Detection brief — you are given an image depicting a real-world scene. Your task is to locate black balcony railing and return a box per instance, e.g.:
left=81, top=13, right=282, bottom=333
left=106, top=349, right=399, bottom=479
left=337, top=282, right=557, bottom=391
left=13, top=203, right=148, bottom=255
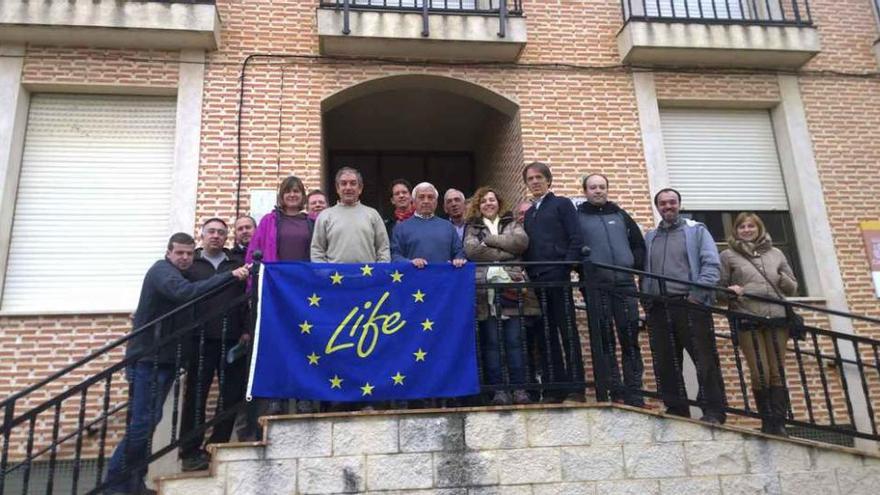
left=4, top=249, right=880, bottom=493
left=621, top=0, right=813, bottom=26
left=320, top=0, right=523, bottom=38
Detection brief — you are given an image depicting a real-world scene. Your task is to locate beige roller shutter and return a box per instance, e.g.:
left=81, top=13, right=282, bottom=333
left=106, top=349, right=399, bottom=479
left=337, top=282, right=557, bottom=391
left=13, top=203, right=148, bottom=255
left=660, top=108, right=789, bottom=211
left=1, top=94, right=177, bottom=314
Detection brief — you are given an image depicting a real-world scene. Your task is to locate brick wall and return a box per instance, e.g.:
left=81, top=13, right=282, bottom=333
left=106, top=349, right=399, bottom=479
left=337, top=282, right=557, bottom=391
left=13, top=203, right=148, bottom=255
left=475, top=109, right=526, bottom=206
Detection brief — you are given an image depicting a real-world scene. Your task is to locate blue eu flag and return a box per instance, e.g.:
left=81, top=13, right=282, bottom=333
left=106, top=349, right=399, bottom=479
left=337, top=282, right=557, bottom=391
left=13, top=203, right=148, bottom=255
left=247, top=262, right=478, bottom=401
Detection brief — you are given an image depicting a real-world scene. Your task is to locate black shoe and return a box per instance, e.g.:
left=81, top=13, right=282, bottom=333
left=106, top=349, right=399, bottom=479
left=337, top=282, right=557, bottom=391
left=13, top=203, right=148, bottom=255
left=106, top=487, right=157, bottom=495
left=181, top=450, right=210, bottom=472
left=699, top=415, right=722, bottom=425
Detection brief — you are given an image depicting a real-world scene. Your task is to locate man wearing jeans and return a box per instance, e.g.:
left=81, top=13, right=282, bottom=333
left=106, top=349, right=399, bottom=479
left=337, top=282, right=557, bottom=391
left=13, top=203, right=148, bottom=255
left=105, top=233, right=249, bottom=495
left=643, top=188, right=726, bottom=424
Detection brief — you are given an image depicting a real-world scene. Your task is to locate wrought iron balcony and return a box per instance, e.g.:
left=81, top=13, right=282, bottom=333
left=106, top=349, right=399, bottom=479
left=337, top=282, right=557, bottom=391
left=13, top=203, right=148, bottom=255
left=616, top=0, right=820, bottom=68
left=317, top=0, right=527, bottom=61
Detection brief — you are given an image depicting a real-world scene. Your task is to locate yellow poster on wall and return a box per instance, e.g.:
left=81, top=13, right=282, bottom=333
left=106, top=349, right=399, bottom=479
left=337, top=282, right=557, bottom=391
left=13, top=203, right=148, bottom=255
left=860, top=221, right=880, bottom=298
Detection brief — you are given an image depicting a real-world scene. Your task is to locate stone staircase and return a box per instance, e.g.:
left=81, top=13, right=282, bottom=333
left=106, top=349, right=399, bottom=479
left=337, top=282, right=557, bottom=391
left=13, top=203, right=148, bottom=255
left=159, top=404, right=880, bottom=495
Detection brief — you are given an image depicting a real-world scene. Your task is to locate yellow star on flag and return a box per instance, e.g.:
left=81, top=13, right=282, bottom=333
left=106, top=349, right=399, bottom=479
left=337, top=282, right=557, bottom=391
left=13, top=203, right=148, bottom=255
left=330, top=271, right=344, bottom=285
left=391, top=372, right=406, bottom=385
left=329, top=375, right=343, bottom=389
left=361, top=382, right=375, bottom=396
left=412, top=289, right=425, bottom=303
left=308, top=293, right=321, bottom=307
left=414, top=348, right=427, bottom=362
left=299, top=321, right=313, bottom=334
left=421, top=319, right=434, bottom=331
left=361, top=264, right=374, bottom=276
left=391, top=270, right=404, bottom=283
left=307, top=352, right=320, bottom=365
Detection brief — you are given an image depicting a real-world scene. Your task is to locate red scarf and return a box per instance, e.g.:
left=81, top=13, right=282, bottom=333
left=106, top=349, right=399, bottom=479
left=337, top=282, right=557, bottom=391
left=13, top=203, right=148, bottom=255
left=394, top=205, right=415, bottom=222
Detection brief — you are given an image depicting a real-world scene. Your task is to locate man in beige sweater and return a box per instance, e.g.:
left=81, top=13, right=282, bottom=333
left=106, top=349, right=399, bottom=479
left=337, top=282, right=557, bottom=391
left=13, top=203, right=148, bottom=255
left=311, top=167, right=390, bottom=263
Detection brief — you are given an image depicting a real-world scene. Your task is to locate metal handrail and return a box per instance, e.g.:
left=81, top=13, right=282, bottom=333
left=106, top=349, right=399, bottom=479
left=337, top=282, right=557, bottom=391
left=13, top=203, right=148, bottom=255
left=321, top=0, right=524, bottom=38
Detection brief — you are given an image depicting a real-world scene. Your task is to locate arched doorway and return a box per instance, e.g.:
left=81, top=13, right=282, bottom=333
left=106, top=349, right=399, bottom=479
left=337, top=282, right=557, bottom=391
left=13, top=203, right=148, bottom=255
left=322, top=75, right=524, bottom=217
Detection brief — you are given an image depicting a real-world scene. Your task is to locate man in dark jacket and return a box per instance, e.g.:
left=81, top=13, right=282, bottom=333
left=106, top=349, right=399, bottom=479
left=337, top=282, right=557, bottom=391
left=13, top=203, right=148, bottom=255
left=179, top=218, right=249, bottom=471
left=522, top=162, right=585, bottom=402
left=231, top=215, right=256, bottom=257
left=105, top=233, right=249, bottom=495
left=577, top=173, right=646, bottom=406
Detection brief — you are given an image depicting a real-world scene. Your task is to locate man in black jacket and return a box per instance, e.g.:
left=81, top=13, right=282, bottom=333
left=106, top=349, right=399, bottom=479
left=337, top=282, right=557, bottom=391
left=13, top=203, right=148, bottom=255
left=231, top=216, right=256, bottom=257
left=179, top=218, right=250, bottom=471
left=522, top=162, right=585, bottom=402
left=577, top=173, right=646, bottom=406
left=105, top=233, right=249, bottom=495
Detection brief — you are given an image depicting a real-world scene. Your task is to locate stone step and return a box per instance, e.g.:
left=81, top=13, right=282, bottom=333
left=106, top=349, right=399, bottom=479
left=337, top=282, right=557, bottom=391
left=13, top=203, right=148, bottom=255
left=158, top=404, right=880, bottom=495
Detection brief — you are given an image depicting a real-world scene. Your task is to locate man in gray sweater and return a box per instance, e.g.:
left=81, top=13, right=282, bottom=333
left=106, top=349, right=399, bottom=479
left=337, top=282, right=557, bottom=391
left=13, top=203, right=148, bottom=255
left=643, top=188, right=726, bottom=425
left=310, top=167, right=390, bottom=263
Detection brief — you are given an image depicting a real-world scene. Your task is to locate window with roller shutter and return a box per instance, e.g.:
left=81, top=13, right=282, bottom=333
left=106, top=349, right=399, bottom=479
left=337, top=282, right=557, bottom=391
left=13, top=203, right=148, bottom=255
left=659, top=107, right=805, bottom=293
left=0, top=94, right=177, bottom=314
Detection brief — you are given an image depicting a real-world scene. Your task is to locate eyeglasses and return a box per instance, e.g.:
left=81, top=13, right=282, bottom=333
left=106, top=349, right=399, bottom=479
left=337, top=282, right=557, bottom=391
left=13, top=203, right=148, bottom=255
left=205, top=228, right=228, bottom=236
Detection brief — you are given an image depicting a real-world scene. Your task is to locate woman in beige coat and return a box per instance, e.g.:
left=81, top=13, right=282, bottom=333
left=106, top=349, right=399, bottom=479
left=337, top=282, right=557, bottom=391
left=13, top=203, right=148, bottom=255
left=464, top=186, right=535, bottom=405
left=720, top=212, right=798, bottom=436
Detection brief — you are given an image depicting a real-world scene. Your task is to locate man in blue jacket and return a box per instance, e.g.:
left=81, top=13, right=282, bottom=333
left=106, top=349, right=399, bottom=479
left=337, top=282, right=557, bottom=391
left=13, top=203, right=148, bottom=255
left=522, top=162, right=585, bottom=402
left=105, top=233, right=249, bottom=495
left=643, top=188, right=726, bottom=424
left=577, top=173, right=646, bottom=407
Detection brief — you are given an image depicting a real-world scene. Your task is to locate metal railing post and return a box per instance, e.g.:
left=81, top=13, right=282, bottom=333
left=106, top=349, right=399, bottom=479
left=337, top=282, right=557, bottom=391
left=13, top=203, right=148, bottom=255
left=422, top=0, right=430, bottom=37
left=498, top=0, right=508, bottom=38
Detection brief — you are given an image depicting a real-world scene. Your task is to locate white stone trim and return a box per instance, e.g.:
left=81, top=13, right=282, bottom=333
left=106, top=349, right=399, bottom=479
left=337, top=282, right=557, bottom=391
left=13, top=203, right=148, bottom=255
left=0, top=44, right=27, bottom=306
left=169, top=49, right=205, bottom=234
left=632, top=72, right=667, bottom=226
left=773, top=74, right=874, bottom=449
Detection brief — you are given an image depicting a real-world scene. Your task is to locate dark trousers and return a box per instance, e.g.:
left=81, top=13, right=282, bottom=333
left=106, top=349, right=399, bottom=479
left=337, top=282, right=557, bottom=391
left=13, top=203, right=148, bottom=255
left=591, top=285, right=645, bottom=405
left=180, top=339, right=248, bottom=458
left=106, top=362, right=175, bottom=493
left=647, top=299, right=726, bottom=421
left=533, top=270, right=584, bottom=395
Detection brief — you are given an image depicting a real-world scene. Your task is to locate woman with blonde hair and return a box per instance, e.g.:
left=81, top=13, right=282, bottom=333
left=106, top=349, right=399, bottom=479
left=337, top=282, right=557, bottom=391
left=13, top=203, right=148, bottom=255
left=463, top=186, right=534, bottom=405
left=720, top=212, right=798, bottom=436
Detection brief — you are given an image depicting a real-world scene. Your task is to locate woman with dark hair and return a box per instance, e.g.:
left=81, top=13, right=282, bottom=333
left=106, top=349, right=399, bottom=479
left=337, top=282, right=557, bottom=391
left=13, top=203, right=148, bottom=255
left=463, top=186, right=535, bottom=405
left=246, top=175, right=313, bottom=264
left=243, top=175, right=315, bottom=422
left=720, top=212, right=798, bottom=436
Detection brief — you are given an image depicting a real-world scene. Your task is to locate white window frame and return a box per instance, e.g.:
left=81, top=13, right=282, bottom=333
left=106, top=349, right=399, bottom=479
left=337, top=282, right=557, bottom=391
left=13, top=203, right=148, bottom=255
left=0, top=49, right=205, bottom=315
